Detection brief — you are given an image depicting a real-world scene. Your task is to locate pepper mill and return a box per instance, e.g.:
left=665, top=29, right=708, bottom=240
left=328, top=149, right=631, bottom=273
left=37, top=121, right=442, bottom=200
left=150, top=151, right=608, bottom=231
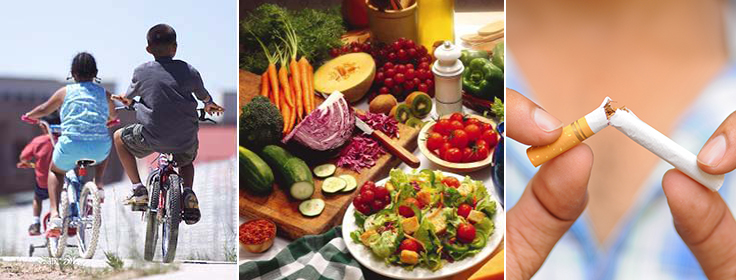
left=432, top=41, right=464, bottom=116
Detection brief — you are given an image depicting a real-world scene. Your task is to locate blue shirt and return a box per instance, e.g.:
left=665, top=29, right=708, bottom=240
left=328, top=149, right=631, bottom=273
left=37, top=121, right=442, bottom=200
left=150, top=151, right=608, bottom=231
left=61, top=82, right=110, bottom=141
left=506, top=51, right=736, bottom=279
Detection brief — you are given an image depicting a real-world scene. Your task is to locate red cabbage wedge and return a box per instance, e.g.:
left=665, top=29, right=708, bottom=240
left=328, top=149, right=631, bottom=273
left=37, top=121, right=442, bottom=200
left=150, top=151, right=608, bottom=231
left=283, top=91, right=355, bottom=151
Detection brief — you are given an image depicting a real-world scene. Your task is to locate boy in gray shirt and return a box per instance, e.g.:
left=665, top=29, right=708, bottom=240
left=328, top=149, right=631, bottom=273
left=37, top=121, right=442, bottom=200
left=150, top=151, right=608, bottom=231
left=113, top=24, right=223, bottom=225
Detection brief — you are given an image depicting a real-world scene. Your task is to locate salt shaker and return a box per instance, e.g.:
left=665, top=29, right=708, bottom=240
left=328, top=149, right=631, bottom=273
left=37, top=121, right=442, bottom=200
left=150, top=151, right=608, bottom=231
left=432, top=41, right=464, bottom=116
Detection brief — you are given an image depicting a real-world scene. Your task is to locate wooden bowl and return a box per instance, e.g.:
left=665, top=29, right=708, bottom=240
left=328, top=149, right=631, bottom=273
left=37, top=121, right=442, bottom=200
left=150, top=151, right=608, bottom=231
left=239, top=219, right=277, bottom=254
left=418, top=114, right=496, bottom=173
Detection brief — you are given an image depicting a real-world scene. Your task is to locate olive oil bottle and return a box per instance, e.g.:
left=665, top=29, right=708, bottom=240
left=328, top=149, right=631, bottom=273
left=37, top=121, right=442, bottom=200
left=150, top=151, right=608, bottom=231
left=417, top=0, right=455, bottom=50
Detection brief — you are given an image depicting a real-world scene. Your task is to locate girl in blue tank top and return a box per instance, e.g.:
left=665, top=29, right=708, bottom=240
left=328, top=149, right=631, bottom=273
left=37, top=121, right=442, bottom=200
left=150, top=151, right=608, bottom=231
left=24, top=52, right=117, bottom=237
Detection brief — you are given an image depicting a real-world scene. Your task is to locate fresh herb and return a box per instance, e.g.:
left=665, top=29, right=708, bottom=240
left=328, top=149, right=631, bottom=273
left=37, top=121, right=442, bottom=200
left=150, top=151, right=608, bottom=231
left=240, top=4, right=345, bottom=73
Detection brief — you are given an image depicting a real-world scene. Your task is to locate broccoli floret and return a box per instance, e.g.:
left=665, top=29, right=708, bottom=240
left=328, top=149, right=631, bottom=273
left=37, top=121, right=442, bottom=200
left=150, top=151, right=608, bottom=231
left=240, top=96, right=284, bottom=148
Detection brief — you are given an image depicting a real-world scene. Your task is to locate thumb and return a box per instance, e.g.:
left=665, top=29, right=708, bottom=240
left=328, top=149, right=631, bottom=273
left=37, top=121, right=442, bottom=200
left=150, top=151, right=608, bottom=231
left=663, top=169, right=736, bottom=279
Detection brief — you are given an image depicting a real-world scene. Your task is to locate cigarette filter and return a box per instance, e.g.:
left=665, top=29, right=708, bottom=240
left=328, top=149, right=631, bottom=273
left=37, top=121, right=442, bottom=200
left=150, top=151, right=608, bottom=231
left=527, top=97, right=612, bottom=167
left=609, top=109, right=724, bottom=191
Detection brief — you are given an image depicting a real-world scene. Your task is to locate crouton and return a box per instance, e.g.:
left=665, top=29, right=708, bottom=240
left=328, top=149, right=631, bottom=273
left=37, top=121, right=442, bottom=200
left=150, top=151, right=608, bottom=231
left=402, top=216, right=419, bottom=235
left=400, top=250, right=419, bottom=264
left=427, top=209, right=446, bottom=234
left=467, top=210, right=486, bottom=224
left=458, top=183, right=475, bottom=197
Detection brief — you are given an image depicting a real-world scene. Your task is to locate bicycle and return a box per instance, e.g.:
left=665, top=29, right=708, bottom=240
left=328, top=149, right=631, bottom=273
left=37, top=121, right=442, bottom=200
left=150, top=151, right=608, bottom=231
left=21, top=117, right=103, bottom=259
left=115, top=96, right=216, bottom=263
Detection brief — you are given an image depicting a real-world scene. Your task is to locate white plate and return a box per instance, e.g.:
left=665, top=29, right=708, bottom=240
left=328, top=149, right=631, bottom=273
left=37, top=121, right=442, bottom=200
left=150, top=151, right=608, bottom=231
left=342, top=172, right=505, bottom=280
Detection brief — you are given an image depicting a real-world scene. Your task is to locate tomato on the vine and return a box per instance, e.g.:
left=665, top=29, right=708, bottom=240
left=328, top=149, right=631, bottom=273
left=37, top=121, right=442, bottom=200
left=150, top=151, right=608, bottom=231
left=439, top=142, right=452, bottom=159
left=444, top=148, right=463, bottom=163
left=464, top=124, right=482, bottom=140
left=465, top=118, right=481, bottom=127
left=450, top=113, right=464, bottom=123
left=449, top=120, right=465, bottom=131
left=426, top=132, right=444, bottom=150
left=434, top=119, right=452, bottom=136
left=462, top=147, right=475, bottom=163
left=480, top=130, right=499, bottom=148
left=450, top=130, right=469, bottom=149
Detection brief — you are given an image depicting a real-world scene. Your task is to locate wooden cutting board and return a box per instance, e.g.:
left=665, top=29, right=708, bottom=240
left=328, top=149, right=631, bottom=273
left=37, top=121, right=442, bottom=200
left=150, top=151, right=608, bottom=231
left=239, top=70, right=420, bottom=240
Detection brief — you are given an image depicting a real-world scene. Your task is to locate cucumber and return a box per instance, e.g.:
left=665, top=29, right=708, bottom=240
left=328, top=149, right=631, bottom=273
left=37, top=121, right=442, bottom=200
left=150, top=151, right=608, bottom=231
left=339, top=175, right=358, bottom=192
left=313, top=164, right=336, bottom=178
left=299, top=199, right=325, bottom=217
left=321, top=177, right=347, bottom=194
left=260, top=145, right=314, bottom=200
left=239, top=146, right=274, bottom=195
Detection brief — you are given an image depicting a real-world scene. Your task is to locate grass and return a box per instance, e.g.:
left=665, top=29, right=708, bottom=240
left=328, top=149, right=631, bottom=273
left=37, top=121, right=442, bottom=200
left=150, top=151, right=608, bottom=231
left=40, top=254, right=77, bottom=272
left=224, top=245, right=237, bottom=262
left=104, top=251, right=124, bottom=270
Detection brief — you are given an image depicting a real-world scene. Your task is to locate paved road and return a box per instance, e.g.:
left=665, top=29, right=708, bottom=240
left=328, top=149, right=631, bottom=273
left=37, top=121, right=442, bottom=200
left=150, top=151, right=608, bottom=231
left=0, top=157, right=238, bottom=263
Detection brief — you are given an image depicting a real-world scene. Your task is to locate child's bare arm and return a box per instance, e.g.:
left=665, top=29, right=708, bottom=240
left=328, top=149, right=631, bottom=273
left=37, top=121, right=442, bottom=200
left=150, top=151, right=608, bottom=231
left=106, top=90, right=118, bottom=120
left=25, top=87, right=66, bottom=120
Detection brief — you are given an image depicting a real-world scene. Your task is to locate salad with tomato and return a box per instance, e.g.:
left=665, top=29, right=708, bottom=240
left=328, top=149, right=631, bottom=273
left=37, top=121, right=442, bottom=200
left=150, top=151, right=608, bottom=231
left=349, top=169, right=497, bottom=271
left=426, top=113, right=499, bottom=163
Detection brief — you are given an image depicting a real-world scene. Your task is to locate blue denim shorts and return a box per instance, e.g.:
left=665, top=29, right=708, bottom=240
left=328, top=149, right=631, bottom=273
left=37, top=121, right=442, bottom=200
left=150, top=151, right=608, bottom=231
left=52, top=135, right=111, bottom=171
left=34, top=184, right=49, bottom=200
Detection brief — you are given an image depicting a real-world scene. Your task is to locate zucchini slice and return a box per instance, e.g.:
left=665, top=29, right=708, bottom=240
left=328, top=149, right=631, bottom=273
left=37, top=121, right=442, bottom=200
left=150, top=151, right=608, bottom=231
left=321, top=177, right=347, bottom=194
left=299, top=199, right=325, bottom=217
left=314, top=164, right=337, bottom=178
left=339, top=175, right=358, bottom=192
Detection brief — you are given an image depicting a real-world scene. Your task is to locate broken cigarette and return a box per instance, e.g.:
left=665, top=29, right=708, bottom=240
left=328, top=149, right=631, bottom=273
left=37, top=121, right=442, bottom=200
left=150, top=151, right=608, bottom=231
left=609, top=109, right=724, bottom=191
left=527, top=97, right=612, bottom=167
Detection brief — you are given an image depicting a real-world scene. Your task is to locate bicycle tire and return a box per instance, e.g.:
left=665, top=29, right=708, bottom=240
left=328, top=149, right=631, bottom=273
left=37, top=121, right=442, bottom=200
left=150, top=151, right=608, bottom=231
left=143, top=172, right=161, bottom=261
left=48, top=189, right=69, bottom=258
left=77, top=182, right=101, bottom=259
left=161, top=174, right=182, bottom=263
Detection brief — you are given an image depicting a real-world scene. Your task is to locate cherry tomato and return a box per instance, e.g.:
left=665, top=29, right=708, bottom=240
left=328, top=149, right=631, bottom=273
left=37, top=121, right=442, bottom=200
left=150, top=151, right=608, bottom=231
left=398, top=205, right=415, bottom=217
left=457, top=223, right=477, bottom=243
left=362, top=181, right=376, bottom=193
left=372, top=199, right=387, bottom=211
left=439, top=142, right=452, bottom=159
left=355, top=202, right=371, bottom=215
left=362, top=190, right=375, bottom=202
left=443, top=148, right=463, bottom=163
left=462, top=147, right=475, bottom=163
left=457, top=203, right=472, bottom=219
left=465, top=118, right=481, bottom=127
left=464, top=124, right=482, bottom=141
left=450, top=120, right=465, bottom=132
left=450, top=130, right=469, bottom=149
left=450, top=113, right=464, bottom=123
left=442, top=176, right=461, bottom=188
left=434, top=119, right=453, bottom=136
left=480, top=130, right=499, bottom=148
left=426, top=132, right=445, bottom=151
left=374, top=186, right=389, bottom=200
left=399, top=239, right=421, bottom=252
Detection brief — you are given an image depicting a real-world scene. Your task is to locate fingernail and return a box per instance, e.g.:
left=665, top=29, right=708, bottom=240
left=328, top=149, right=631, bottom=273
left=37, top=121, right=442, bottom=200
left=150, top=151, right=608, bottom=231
left=698, top=134, right=727, bottom=167
left=533, top=107, right=563, bottom=132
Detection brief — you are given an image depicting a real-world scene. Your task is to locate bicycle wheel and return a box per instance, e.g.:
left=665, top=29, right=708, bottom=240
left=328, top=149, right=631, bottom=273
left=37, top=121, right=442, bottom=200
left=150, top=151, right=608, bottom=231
left=161, top=174, right=181, bottom=263
left=143, top=171, right=161, bottom=261
left=48, top=189, right=69, bottom=258
left=77, top=182, right=101, bottom=259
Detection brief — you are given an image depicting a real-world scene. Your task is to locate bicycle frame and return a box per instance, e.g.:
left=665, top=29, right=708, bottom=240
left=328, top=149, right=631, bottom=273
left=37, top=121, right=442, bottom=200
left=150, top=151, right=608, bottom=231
left=152, top=154, right=179, bottom=221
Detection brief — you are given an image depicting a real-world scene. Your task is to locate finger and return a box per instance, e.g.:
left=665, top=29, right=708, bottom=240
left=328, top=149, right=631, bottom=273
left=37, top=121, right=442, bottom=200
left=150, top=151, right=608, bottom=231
left=506, top=88, right=563, bottom=146
left=698, top=111, right=736, bottom=174
left=507, top=144, right=593, bottom=280
left=662, top=169, right=736, bottom=279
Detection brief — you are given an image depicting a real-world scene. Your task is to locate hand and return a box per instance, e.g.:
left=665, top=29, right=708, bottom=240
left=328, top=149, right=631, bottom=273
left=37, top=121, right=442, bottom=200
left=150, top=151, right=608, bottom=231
left=111, top=95, right=132, bottom=106
left=204, top=102, right=224, bottom=116
left=505, top=89, right=594, bottom=280
left=21, top=114, right=39, bottom=124
left=106, top=118, right=121, bottom=128
left=661, top=111, right=736, bottom=279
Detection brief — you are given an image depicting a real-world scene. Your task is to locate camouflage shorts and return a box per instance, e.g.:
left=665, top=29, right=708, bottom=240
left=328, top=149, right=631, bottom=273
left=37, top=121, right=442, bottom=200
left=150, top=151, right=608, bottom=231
left=119, top=124, right=197, bottom=166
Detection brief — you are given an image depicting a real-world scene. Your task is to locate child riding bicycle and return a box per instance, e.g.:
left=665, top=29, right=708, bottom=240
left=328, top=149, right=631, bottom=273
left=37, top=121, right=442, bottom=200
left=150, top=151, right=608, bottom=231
left=23, top=52, right=117, bottom=237
left=112, top=23, right=224, bottom=225
left=18, top=113, right=60, bottom=236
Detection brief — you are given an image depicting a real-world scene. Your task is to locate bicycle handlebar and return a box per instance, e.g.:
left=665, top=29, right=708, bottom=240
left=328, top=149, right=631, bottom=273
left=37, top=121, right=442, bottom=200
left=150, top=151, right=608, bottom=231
left=116, top=96, right=217, bottom=124
left=21, top=115, right=39, bottom=125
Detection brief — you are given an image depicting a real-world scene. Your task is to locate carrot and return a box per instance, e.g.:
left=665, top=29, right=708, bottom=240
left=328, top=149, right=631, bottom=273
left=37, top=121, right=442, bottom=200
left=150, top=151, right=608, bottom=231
left=307, top=62, right=315, bottom=112
left=260, top=73, right=269, bottom=97
left=281, top=88, right=290, bottom=134
left=276, top=47, right=294, bottom=107
left=251, top=32, right=280, bottom=106
left=289, top=74, right=303, bottom=120
left=288, top=96, right=297, bottom=132
left=298, top=57, right=311, bottom=114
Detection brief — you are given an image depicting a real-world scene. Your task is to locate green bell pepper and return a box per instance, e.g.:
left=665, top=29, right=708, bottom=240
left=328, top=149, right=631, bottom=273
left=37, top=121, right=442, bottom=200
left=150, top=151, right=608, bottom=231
left=462, top=57, right=503, bottom=100
left=459, top=50, right=489, bottom=67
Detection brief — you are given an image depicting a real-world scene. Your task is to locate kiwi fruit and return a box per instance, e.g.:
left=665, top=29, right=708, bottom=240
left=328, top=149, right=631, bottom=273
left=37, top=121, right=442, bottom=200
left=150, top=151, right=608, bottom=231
left=391, top=104, right=412, bottom=124
left=369, top=94, right=398, bottom=115
left=405, top=91, right=433, bottom=118
left=405, top=117, right=425, bottom=129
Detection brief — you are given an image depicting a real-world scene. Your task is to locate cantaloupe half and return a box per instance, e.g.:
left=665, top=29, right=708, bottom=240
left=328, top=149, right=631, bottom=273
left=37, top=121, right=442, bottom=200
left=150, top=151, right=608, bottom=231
left=314, top=52, right=376, bottom=103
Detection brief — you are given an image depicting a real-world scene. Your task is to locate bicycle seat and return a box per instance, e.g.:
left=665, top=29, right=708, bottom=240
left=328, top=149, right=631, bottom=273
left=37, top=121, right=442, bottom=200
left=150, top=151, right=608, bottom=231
left=76, top=159, right=96, bottom=166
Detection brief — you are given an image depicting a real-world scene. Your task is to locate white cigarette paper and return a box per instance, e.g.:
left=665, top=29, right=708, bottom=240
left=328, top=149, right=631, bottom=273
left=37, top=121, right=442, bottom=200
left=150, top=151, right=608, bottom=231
left=609, top=109, right=724, bottom=191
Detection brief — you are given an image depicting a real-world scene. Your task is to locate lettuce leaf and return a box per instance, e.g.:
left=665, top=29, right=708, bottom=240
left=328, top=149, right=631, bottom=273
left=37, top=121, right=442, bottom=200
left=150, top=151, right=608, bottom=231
left=369, top=230, right=400, bottom=258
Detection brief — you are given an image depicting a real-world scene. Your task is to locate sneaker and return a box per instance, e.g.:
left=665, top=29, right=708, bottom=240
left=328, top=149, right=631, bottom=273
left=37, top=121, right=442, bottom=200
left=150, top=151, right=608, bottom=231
left=123, top=185, right=148, bottom=211
left=46, top=217, right=62, bottom=238
left=182, top=189, right=201, bottom=225
left=28, top=223, right=41, bottom=236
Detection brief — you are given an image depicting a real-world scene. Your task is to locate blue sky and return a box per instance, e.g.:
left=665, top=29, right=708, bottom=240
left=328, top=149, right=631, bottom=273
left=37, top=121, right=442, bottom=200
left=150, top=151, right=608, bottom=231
left=0, top=0, right=237, bottom=97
